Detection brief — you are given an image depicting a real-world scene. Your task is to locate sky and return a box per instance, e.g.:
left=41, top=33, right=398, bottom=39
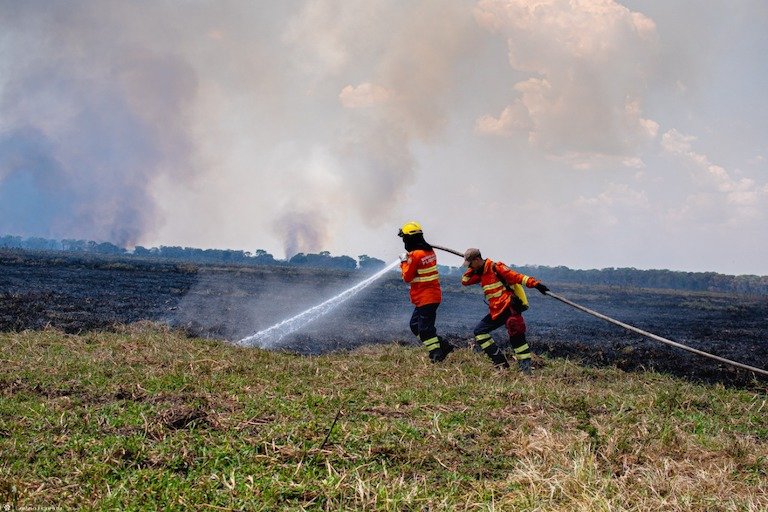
left=1, top=0, right=767, bottom=276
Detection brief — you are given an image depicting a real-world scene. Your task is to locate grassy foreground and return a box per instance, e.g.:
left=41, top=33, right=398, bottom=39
left=0, top=323, right=766, bottom=511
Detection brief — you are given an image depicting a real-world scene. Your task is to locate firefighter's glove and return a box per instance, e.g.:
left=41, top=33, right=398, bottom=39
left=399, top=252, right=408, bottom=263
left=535, top=283, right=550, bottom=294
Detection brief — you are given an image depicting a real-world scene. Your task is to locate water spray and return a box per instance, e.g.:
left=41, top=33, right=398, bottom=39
left=237, top=259, right=400, bottom=349
left=431, top=244, right=768, bottom=378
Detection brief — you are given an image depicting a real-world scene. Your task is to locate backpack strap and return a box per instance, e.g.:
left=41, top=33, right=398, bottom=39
left=491, top=263, right=511, bottom=291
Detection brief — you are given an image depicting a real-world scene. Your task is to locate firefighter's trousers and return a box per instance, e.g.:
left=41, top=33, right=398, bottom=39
left=472, top=307, right=532, bottom=364
left=409, top=302, right=440, bottom=350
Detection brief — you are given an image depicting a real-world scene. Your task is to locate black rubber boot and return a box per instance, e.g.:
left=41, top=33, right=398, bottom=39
left=484, top=344, right=510, bottom=369
left=428, top=347, right=447, bottom=363
left=518, top=358, right=532, bottom=375
left=439, top=337, right=454, bottom=358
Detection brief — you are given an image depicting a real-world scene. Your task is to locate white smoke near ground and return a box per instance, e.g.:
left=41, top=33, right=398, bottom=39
left=237, top=259, right=400, bottom=348
left=276, top=210, right=332, bottom=260
left=172, top=261, right=408, bottom=350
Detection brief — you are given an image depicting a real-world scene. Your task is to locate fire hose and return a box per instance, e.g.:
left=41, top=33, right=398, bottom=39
left=430, top=244, right=768, bottom=378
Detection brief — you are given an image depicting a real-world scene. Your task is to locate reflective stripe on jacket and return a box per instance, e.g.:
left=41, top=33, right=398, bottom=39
left=461, top=259, right=540, bottom=319
left=401, top=249, right=442, bottom=306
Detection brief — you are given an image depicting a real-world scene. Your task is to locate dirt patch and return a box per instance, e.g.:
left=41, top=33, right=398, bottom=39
left=159, top=403, right=215, bottom=430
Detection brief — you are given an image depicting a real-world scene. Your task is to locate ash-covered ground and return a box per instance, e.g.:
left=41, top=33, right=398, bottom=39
left=1, top=251, right=766, bottom=388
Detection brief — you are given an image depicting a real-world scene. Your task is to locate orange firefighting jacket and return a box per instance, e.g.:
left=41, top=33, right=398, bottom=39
left=401, top=249, right=442, bottom=306
left=461, top=259, right=540, bottom=319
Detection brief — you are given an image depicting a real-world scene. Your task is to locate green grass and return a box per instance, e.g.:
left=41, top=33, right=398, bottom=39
left=1, top=323, right=766, bottom=511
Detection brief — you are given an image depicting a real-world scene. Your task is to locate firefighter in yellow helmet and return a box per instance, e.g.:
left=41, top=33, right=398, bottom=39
left=397, top=221, right=454, bottom=362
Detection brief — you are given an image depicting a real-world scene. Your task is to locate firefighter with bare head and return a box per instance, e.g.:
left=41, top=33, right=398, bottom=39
left=461, top=248, right=549, bottom=373
left=398, top=222, right=454, bottom=363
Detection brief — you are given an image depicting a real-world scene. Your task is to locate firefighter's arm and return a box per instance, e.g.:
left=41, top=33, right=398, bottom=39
left=510, top=268, right=549, bottom=293
left=400, top=252, right=418, bottom=283
left=461, top=268, right=480, bottom=286
left=498, top=263, right=540, bottom=288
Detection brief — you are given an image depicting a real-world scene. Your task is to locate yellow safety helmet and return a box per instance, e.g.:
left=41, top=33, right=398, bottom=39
left=397, top=221, right=423, bottom=237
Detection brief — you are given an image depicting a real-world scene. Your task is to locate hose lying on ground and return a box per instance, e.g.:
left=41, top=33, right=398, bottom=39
left=430, top=244, right=768, bottom=378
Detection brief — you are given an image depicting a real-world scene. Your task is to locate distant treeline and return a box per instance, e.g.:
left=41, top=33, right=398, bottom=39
left=511, top=265, right=768, bottom=296
left=2, top=234, right=767, bottom=295
left=0, top=235, right=385, bottom=272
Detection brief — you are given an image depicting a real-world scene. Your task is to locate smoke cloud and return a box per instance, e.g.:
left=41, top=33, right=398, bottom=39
left=0, top=2, right=199, bottom=245
left=0, top=0, right=476, bottom=256
left=1, top=1, right=766, bottom=274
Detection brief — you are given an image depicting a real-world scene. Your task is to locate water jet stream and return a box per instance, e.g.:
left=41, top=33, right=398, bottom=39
left=237, top=259, right=400, bottom=349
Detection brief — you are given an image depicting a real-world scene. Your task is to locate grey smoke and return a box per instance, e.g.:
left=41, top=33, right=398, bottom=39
left=0, top=2, right=198, bottom=245
left=0, top=0, right=474, bottom=255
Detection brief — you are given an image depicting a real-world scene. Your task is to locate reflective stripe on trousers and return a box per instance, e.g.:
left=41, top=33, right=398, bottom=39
left=475, top=332, right=495, bottom=350
left=422, top=336, right=440, bottom=351
left=511, top=335, right=531, bottom=360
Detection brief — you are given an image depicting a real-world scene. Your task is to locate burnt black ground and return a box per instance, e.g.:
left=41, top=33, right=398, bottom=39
left=1, top=250, right=767, bottom=389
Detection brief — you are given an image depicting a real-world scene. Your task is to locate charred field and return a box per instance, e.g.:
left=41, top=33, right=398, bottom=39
left=1, top=250, right=767, bottom=389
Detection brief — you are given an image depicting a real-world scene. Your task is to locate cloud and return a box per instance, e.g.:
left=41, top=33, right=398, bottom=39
left=572, top=182, right=651, bottom=228
left=475, top=88, right=534, bottom=136
left=662, top=129, right=766, bottom=224
left=473, top=0, right=660, bottom=167
left=339, top=83, right=393, bottom=108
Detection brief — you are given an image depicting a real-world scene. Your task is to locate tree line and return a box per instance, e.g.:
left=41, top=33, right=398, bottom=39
left=2, top=234, right=767, bottom=295
left=0, top=235, right=385, bottom=271
left=512, top=265, right=768, bottom=296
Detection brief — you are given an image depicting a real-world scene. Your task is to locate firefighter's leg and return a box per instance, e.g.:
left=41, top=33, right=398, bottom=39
left=421, top=303, right=453, bottom=359
left=417, top=303, right=445, bottom=362
left=506, top=312, right=532, bottom=374
left=473, top=313, right=509, bottom=369
left=409, top=308, right=420, bottom=337
left=409, top=308, right=424, bottom=349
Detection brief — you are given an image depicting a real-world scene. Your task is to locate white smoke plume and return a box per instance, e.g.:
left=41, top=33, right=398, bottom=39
left=0, top=0, right=476, bottom=256
left=1, top=1, right=766, bottom=274
left=0, top=2, right=200, bottom=245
